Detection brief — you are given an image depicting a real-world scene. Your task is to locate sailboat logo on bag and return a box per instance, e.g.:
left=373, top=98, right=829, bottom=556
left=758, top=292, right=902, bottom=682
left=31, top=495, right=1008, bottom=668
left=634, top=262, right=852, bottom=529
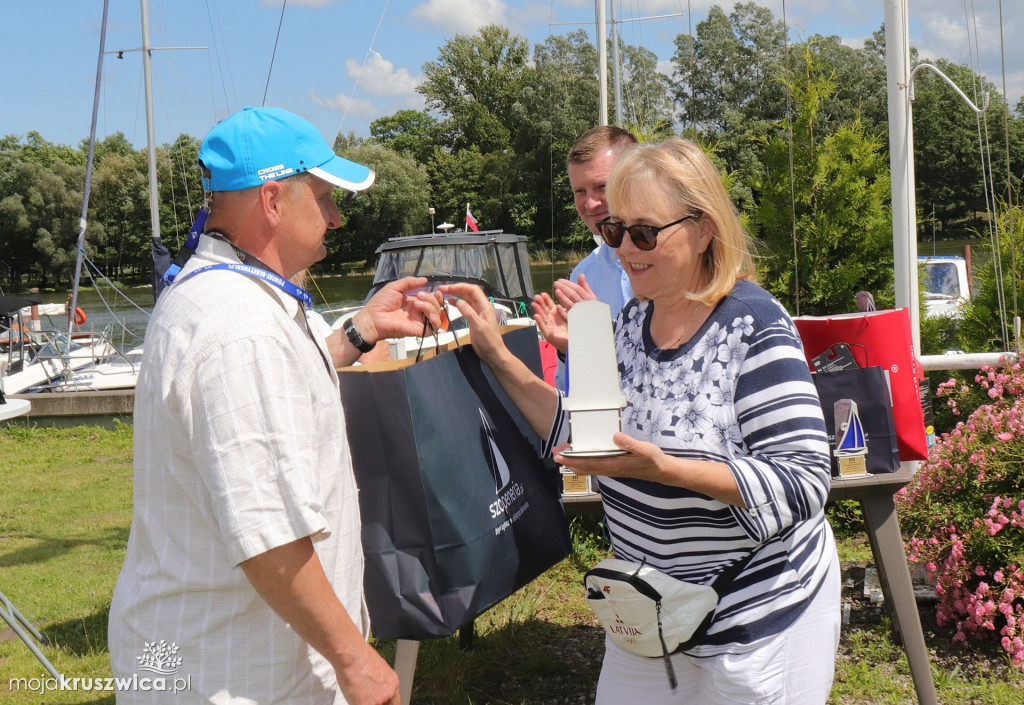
left=481, top=409, right=526, bottom=523
left=480, top=409, right=511, bottom=492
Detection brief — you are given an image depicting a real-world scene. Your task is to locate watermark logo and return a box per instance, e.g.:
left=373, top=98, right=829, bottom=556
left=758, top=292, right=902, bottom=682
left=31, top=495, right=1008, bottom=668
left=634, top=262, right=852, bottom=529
left=137, top=640, right=183, bottom=675
left=9, top=673, right=191, bottom=695
left=9, top=639, right=190, bottom=695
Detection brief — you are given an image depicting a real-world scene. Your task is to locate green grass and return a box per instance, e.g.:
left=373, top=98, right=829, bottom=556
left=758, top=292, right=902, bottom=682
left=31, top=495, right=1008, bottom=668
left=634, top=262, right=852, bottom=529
left=2, top=423, right=1023, bottom=704
left=0, top=422, right=132, bottom=704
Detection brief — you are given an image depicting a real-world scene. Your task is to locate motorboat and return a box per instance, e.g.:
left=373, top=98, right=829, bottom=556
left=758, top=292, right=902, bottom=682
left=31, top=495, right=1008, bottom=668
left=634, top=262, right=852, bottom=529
left=363, top=230, right=536, bottom=318
left=321, top=230, right=543, bottom=359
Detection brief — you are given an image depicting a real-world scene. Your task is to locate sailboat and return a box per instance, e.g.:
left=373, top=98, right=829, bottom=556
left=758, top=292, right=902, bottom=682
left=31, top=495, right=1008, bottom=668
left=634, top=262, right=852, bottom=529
left=10, top=0, right=191, bottom=394
left=0, top=296, right=124, bottom=395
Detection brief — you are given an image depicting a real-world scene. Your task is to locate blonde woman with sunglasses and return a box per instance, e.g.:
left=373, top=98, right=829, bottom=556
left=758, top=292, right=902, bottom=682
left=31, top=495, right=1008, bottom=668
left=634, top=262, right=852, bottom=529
left=442, top=138, right=839, bottom=705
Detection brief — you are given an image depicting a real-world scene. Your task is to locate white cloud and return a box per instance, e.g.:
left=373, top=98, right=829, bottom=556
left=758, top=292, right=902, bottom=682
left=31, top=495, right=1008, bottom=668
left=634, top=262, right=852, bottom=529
left=346, top=54, right=421, bottom=98
left=410, top=0, right=511, bottom=35
left=310, top=91, right=380, bottom=121
left=309, top=84, right=425, bottom=132
left=840, top=36, right=871, bottom=50
left=924, top=16, right=969, bottom=49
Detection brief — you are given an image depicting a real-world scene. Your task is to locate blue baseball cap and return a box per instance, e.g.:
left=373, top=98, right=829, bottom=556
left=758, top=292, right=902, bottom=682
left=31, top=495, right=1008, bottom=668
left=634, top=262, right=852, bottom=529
left=198, top=106, right=375, bottom=193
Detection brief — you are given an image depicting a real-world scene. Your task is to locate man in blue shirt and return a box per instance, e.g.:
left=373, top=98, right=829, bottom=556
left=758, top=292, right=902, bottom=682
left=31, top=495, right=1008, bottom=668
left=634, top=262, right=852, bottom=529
left=534, top=126, right=637, bottom=389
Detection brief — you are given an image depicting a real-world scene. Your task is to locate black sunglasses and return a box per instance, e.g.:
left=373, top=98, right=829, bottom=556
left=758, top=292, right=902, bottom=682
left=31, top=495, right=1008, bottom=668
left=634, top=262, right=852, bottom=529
left=596, top=213, right=702, bottom=251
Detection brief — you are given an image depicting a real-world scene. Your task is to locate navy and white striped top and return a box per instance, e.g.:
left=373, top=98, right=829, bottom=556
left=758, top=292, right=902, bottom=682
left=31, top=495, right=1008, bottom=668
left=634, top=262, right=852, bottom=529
left=547, top=279, right=835, bottom=656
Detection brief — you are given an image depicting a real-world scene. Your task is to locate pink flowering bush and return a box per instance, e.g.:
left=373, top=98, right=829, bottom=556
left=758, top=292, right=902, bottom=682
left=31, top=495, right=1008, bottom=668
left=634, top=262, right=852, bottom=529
left=896, top=361, right=1024, bottom=669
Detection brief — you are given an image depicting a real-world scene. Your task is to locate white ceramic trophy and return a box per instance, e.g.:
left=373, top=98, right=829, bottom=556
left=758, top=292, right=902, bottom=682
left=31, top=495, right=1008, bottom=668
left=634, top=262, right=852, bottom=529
left=560, top=300, right=628, bottom=457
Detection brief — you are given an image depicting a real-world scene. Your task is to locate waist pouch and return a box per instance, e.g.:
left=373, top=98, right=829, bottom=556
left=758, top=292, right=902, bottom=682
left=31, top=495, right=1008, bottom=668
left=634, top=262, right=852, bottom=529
left=585, top=554, right=755, bottom=689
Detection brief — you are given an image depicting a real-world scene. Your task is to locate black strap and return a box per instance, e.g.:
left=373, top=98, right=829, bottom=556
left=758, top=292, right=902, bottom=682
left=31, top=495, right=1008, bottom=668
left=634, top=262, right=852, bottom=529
left=413, top=318, right=444, bottom=363
left=674, top=548, right=760, bottom=652
left=656, top=600, right=679, bottom=690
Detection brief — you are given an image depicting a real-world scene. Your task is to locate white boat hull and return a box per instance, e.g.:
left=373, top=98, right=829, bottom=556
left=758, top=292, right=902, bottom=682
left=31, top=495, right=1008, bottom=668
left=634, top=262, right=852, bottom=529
left=0, top=398, right=31, bottom=421
left=25, top=349, right=143, bottom=393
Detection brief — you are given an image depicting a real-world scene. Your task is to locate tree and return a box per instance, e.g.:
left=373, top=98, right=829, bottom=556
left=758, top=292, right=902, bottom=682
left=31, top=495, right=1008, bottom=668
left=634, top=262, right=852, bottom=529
left=23, top=159, right=86, bottom=288
left=17, top=131, right=83, bottom=169
left=792, top=33, right=888, bottom=137
left=369, top=110, right=442, bottom=165
left=671, top=3, right=787, bottom=136
left=329, top=141, right=431, bottom=269
left=157, top=134, right=204, bottom=256
left=670, top=2, right=788, bottom=177
left=749, top=49, right=893, bottom=316
left=0, top=192, right=33, bottom=288
left=0, top=134, right=85, bottom=288
left=427, top=147, right=486, bottom=234
left=90, top=150, right=149, bottom=282
left=418, top=24, right=533, bottom=154
left=617, top=42, right=674, bottom=137
left=513, top=30, right=602, bottom=254
left=87, top=131, right=137, bottom=161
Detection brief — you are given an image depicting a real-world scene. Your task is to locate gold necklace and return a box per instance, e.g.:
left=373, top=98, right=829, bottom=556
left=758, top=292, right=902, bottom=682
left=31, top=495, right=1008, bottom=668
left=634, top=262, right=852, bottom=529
left=664, top=299, right=702, bottom=349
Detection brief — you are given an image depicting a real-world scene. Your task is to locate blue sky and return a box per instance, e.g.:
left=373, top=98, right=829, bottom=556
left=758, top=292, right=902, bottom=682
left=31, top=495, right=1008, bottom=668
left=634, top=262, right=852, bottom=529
left=4, top=0, right=1020, bottom=149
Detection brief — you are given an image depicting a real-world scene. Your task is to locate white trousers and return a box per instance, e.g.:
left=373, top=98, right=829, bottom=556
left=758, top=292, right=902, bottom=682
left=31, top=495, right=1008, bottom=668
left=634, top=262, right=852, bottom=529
left=594, top=548, right=841, bottom=705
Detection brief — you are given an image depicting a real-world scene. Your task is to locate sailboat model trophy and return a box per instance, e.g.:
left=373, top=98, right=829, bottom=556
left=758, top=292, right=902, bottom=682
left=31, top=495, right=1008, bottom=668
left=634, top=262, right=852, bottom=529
left=833, top=399, right=870, bottom=478
left=559, top=301, right=627, bottom=493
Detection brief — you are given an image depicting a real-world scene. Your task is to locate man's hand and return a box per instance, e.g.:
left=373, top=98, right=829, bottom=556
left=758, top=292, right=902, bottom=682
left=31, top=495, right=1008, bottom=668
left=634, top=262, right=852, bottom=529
left=531, top=274, right=598, bottom=354
left=531, top=293, right=568, bottom=353
left=552, top=273, right=597, bottom=311
left=241, top=539, right=400, bottom=704
left=354, top=276, right=444, bottom=345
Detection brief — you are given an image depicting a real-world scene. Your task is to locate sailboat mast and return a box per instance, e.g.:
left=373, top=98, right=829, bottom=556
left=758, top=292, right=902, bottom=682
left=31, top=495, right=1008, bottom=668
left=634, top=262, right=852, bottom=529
left=610, top=0, right=622, bottom=126
left=68, top=0, right=111, bottom=345
left=595, top=0, right=608, bottom=126
left=140, top=0, right=161, bottom=246
left=884, top=0, right=920, bottom=351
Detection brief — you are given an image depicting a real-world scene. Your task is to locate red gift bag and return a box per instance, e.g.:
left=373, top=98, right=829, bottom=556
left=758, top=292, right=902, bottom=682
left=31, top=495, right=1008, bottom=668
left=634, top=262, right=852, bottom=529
left=794, top=309, right=928, bottom=461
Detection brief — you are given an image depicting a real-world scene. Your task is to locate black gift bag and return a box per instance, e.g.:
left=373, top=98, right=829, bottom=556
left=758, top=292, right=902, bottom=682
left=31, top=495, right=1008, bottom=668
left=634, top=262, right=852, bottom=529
left=813, top=366, right=901, bottom=475
left=338, top=327, right=571, bottom=640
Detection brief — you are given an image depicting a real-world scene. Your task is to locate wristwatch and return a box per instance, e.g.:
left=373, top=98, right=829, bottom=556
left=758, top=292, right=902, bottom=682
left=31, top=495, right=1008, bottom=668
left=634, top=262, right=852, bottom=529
left=343, top=317, right=376, bottom=354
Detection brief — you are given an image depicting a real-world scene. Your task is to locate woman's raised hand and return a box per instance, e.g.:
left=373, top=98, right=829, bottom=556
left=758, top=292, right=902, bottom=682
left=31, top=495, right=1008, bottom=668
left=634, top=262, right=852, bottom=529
left=438, top=283, right=508, bottom=365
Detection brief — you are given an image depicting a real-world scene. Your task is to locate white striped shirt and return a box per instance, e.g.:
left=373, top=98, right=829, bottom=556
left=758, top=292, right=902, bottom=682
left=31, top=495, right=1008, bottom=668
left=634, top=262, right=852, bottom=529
left=109, top=237, right=366, bottom=703
left=549, top=279, right=836, bottom=656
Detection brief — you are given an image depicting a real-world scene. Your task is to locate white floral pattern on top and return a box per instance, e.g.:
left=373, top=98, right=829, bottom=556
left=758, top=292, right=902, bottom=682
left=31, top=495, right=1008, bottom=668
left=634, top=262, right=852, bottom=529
left=616, top=299, right=779, bottom=459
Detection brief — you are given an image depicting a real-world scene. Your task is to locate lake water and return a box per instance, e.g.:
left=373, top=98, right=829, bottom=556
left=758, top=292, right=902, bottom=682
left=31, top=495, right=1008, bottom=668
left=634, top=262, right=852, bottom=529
left=31, top=263, right=574, bottom=352
left=31, top=237, right=986, bottom=352
left=29, top=234, right=987, bottom=353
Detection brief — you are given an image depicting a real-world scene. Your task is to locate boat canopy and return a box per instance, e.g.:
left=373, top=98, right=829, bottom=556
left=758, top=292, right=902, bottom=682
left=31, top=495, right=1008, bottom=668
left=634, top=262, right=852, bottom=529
left=367, top=231, right=535, bottom=316
left=0, top=296, right=42, bottom=316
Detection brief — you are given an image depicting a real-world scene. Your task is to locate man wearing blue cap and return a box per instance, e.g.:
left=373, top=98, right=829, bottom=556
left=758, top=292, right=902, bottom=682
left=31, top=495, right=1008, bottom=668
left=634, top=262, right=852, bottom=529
left=109, top=106, right=440, bottom=704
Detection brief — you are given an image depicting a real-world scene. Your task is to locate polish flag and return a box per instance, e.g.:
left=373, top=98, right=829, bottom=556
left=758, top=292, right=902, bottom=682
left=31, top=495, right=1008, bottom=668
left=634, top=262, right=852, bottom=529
left=466, top=203, right=480, bottom=232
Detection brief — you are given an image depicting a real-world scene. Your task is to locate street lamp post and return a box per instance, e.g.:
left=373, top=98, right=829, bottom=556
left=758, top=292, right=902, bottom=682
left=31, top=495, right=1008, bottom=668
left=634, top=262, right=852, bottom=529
left=429, top=207, right=436, bottom=234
